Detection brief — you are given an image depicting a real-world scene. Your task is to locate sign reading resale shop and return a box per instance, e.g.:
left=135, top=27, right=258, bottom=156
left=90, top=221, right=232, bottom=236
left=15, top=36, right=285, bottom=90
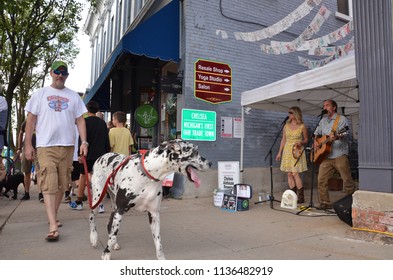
left=194, top=59, right=232, bottom=104
left=181, top=109, right=216, bottom=141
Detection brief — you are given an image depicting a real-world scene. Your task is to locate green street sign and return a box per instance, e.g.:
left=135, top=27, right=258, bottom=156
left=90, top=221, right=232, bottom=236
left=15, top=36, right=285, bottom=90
left=181, top=109, right=216, bottom=141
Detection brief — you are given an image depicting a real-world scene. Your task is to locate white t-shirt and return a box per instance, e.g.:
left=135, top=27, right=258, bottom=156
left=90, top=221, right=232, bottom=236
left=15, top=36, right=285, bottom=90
left=25, top=86, right=87, bottom=147
left=73, top=126, right=79, bottom=161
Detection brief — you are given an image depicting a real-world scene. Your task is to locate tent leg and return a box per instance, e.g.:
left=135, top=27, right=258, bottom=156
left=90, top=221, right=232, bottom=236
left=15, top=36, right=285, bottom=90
left=240, top=107, right=244, bottom=182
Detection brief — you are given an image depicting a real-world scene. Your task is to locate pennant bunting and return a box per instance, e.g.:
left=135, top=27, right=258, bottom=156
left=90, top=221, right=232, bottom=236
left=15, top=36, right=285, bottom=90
left=298, top=40, right=355, bottom=69
left=233, top=0, right=321, bottom=42
left=216, top=29, right=229, bottom=39
left=309, top=36, right=354, bottom=56
left=297, top=21, right=353, bottom=51
left=261, top=5, right=331, bottom=54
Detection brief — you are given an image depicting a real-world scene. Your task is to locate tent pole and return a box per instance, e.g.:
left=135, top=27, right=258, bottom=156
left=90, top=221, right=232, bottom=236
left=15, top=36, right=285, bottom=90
left=240, top=106, right=244, bottom=182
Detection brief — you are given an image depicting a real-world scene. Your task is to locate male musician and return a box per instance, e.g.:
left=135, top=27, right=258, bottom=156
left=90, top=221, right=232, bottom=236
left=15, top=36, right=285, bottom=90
left=314, top=99, right=355, bottom=210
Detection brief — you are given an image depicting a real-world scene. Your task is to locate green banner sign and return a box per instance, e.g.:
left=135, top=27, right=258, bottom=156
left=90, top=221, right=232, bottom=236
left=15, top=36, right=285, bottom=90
left=181, top=109, right=216, bottom=141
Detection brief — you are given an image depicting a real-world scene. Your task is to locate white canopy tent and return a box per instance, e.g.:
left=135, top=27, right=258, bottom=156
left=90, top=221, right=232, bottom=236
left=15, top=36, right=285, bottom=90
left=240, top=54, right=358, bottom=177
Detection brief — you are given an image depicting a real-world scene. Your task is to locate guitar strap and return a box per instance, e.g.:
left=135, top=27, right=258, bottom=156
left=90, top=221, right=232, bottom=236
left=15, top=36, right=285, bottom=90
left=331, top=114, right=341, bottom=134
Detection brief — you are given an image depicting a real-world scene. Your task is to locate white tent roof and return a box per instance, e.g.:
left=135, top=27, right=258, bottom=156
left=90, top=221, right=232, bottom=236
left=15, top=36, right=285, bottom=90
left=241, top=54, right=359, bottom=116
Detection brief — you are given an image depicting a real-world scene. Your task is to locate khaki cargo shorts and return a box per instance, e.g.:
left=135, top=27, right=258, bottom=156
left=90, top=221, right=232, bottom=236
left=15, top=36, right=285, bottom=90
left=36, top=146, right=74, bottom=194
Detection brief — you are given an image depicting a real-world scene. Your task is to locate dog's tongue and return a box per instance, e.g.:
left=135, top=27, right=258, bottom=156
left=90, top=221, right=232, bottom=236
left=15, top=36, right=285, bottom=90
left=187, top=166, right=201, bottom=188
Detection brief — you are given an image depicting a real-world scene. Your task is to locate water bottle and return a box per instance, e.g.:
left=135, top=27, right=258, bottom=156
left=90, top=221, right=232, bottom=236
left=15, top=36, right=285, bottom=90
left=258, top=193, right=263, bottom=203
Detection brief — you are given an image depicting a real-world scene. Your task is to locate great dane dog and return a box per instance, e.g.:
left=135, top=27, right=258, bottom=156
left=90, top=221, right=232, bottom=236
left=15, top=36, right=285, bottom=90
left=89, top=139, right=211, bottom=260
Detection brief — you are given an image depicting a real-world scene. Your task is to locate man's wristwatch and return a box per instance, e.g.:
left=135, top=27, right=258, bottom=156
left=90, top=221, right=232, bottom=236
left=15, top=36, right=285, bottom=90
left=82, top=141, right=89, bottom=146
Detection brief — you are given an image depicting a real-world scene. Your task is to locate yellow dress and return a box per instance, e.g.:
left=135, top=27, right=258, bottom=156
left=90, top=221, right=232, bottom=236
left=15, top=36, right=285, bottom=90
left=280, top=124, right=308, bottom=173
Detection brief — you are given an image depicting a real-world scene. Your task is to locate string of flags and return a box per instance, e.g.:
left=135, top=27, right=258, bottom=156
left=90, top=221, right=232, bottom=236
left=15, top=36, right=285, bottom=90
left=298, top=37, right=354, bottom=69
left=215, top=0, right=354, bottom=69
left=233, top=0, right=322, bottom=42
left=260, top=5, right=331, bottom=55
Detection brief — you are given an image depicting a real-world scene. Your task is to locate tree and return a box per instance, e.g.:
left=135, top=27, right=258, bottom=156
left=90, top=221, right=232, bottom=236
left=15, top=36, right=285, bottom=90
left=0, top=0, right=85, bottom=150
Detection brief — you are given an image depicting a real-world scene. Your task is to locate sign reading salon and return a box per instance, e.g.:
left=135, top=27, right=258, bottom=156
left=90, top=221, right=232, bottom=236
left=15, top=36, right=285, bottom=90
left=194, top=59, right=232, bottom=104
left=181, top=109, right=216, bottom=141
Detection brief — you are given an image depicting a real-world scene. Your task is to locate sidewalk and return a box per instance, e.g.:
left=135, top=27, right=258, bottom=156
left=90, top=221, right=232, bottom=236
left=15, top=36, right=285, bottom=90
left=1, top=186, right=392, bottom=260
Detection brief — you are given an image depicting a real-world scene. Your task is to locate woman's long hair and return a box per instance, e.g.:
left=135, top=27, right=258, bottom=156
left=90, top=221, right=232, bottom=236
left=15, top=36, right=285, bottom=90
left=288, top=106, right=304, bottom=124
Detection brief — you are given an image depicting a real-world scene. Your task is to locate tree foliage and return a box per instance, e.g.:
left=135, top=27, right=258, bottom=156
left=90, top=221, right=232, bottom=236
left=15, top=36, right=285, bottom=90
left=0, top=0, right=86, bottom=149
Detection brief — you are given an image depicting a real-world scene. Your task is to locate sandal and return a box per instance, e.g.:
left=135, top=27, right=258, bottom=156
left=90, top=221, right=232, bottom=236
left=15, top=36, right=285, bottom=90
left=48, top=220, right=62, bottom=227
left=45, top=230, right=59, bottom=242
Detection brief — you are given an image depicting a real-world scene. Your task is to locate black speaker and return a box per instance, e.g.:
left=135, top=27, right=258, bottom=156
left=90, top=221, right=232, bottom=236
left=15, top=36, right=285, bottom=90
left=333, top=194, right=353, bottom=227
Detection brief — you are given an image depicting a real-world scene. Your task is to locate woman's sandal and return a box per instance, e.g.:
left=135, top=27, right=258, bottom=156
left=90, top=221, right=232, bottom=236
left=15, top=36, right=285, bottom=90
left=45, top=230, right=59, bottom=242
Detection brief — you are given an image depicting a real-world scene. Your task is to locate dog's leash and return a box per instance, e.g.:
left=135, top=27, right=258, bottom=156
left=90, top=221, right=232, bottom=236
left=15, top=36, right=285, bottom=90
left=82, top=155, right=133, bottom=210
left=81, top=155, right=97, bottom=209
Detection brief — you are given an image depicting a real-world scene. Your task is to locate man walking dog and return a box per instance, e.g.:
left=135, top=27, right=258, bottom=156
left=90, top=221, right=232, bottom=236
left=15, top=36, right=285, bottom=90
left=24, top=60, right=88, bottom=242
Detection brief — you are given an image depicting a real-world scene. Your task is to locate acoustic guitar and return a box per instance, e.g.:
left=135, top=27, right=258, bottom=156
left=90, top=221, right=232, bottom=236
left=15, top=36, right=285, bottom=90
left=312, top=127, right=349, bottom=164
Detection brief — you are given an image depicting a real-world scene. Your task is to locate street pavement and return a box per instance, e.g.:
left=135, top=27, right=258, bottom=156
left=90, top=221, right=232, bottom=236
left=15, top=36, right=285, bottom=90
left=1, top=186, right=392, bottom=260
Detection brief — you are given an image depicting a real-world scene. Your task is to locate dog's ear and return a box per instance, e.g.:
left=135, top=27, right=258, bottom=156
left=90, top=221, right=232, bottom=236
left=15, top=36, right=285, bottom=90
left=168, top=140, right=182, bottom=152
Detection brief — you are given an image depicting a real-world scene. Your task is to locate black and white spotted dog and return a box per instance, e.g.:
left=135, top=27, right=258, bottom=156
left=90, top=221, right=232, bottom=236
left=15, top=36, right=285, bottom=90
left=89, top=139, right=211, bottom=260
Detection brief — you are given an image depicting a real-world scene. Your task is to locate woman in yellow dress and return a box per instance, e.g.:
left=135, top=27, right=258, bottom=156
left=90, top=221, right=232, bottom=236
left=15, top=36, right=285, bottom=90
left=276, top=107, right=308, bottom=203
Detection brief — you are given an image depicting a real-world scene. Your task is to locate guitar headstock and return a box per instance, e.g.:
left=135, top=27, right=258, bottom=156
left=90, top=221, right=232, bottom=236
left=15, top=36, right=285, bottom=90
left=336, top=126, right=349, bottom=137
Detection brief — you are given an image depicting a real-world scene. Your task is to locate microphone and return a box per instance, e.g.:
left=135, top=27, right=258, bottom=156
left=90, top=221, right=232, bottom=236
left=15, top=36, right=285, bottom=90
left=281, top=116, right=289, bottom=123
left=317, top=109, right=328, bottom=117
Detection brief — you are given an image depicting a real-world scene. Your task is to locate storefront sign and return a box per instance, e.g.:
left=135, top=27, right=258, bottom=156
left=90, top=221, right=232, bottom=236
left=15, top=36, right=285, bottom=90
left=161, top=76, right=182, bottom=94
left=181, top=109, right=216, bottom=141
left=135, top=104, right=158, bottom=128
left=194, top=59, right=232, bottom=104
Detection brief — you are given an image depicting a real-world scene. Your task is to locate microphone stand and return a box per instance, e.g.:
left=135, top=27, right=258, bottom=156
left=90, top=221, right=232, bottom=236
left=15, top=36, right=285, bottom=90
left=296, top=113, right=324, bottom=215
left=255, top=117, right=286, bottom=209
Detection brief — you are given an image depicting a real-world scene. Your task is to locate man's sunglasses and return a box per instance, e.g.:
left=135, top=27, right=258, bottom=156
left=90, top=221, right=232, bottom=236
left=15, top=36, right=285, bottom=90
left=53, top=69, right=69, bottom=76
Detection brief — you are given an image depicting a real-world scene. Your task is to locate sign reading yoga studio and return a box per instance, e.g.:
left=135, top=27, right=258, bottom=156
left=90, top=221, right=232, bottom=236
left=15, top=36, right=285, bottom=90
left=194, top=59, right=232, bottom=104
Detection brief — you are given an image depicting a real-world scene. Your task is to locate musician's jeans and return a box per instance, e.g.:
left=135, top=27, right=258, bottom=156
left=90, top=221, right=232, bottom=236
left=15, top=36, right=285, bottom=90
left=317, top=155, right=355, bottom=205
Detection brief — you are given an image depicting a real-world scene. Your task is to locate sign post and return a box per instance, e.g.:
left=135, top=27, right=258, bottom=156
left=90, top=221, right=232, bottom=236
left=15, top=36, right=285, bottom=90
left=181, top=109, right=216, bottom=141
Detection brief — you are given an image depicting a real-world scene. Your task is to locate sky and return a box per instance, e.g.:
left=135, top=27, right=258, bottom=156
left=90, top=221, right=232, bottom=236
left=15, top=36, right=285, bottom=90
left=66, top=30, right=91, bottom=94
left=44, top=7, right=92, bottom=94
left=65, top=10, right=92, bottom=94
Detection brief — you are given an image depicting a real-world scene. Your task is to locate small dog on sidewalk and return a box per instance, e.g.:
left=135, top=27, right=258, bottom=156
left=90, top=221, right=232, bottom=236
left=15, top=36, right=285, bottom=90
left=0, top=173, right=25, bottom=199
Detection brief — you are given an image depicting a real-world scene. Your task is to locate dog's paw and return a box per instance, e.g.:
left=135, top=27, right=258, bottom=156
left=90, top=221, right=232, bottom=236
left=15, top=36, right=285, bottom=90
left=12, top=195, right=17, bottom=200
left=101, top=252, right=111, bottom=260
left=157, top=253, right=166, bottom=260
left=113, top=243, right=120, bottom=250
left=90, top=233, right=98, bottom=247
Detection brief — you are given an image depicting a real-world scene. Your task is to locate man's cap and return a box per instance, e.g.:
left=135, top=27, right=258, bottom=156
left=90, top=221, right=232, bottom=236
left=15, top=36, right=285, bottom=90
left=51, top=61, right=68, bottom=70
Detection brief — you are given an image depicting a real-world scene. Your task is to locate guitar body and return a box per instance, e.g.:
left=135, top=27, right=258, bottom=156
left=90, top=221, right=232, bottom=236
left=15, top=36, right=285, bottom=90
left=312, top=125, right=349, bottom=164
left=313, top=135, right=332, bottom=164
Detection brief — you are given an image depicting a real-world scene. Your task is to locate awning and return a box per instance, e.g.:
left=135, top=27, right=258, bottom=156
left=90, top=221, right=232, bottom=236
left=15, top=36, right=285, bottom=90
left=83, top=0, right=180, bottom=107
left=241, top=54, right=359, bottom=116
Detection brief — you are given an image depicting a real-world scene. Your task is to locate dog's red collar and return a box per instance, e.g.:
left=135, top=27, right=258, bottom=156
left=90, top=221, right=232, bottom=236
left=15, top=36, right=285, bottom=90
left=141, top=152, right=160, bottom=182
